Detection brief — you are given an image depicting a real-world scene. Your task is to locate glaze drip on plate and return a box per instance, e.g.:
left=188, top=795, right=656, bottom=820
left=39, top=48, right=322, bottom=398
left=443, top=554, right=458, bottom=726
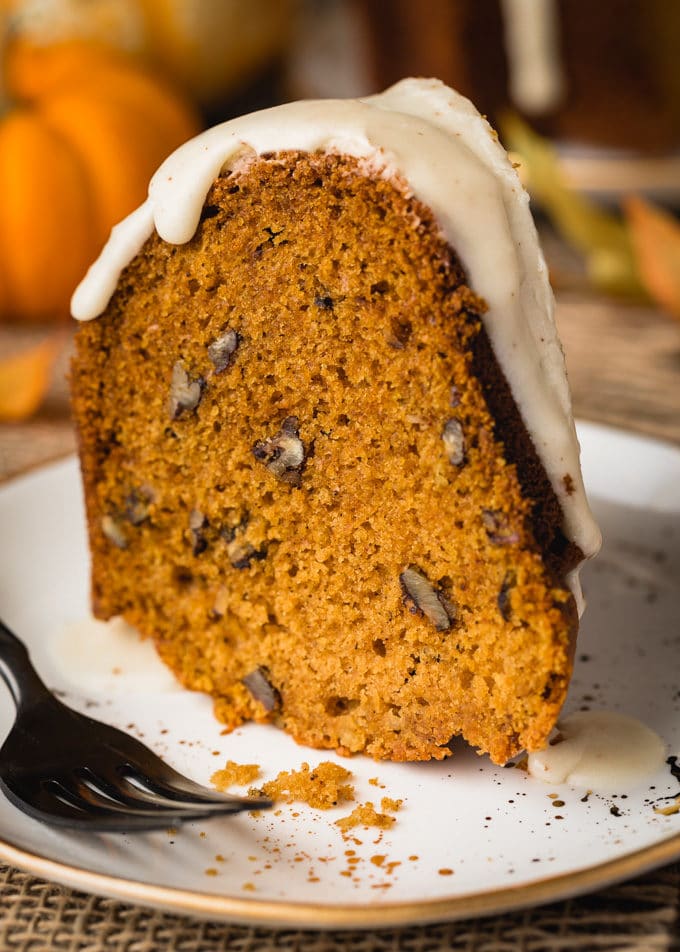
left=51, top=616, right=180, bottom=696
left=528, top=711, right=666, bottom=791
left=71, top=77, right=601, bottom=594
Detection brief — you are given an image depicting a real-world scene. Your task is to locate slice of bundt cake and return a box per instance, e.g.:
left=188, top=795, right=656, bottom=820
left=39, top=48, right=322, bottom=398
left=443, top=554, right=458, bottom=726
left=70, top=78, right=601, bottom=765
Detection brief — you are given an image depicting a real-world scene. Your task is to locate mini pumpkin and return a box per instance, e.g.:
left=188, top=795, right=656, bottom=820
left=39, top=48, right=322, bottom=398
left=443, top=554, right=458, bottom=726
left=0, top=40, right=199, bottom=322
left=0, top=0, right=293, bottom=105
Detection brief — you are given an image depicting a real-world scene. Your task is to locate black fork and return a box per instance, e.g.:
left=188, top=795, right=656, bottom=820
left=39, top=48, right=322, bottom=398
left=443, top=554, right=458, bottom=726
left=0, top=618, right=272, bottom=831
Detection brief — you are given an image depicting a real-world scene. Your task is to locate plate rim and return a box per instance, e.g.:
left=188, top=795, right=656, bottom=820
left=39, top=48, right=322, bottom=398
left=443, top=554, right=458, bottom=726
left=1, top=421, right=679, bottom=929
left=0, top=830, right=678, bottom=930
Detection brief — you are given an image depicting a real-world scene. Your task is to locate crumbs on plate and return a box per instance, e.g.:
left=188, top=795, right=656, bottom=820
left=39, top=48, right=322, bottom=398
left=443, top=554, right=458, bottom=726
left=260, top=761, right=355, bottom=809
left=210, top=760, right=261, bottom=791
left=209, top=760, right=405, bottom=834
left=335, top=797, right=402, bottom=831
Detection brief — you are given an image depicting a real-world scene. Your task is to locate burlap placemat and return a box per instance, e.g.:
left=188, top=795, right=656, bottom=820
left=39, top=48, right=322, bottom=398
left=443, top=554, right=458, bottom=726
left=0, top=862, right=678, bottom=951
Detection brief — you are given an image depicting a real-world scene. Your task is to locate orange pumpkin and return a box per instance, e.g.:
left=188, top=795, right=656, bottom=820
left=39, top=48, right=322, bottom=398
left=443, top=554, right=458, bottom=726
left=136, top=0, right=293, bottom=106
left=0, top=40, right=200, bottom=323
left=0, top=0, right=293, bottom=105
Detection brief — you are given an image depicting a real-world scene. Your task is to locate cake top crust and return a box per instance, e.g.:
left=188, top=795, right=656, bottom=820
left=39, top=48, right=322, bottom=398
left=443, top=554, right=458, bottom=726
left=71, top=77, right=601, bottom=599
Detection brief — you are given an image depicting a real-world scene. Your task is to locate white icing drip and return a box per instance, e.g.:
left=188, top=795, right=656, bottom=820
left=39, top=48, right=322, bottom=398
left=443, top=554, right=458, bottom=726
left=49, top=616, right=181, bottom=696
left=72, top=201, right=154, bottom=322
left=70, top=78, right=601, bottom=595
left=528, top=711, right=666, bottom=792
left=565, top=566, right=585, bottom=618
left=501, top=0, right=566, bottom=115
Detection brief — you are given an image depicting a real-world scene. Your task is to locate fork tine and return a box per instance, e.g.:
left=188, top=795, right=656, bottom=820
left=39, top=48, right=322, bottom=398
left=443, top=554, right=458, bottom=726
left=0, top=769, right=266, bottom=833
left=70, top=776, right=251, bottom=816
left=76, top=766, right=270, bottom=813
left=117, top=764, right=270, bottom=809
left=41, top=778, right=255, bottom=830
left=48, top=778, right=178, bottom=817
left=66, top=713, right=271, bottom=809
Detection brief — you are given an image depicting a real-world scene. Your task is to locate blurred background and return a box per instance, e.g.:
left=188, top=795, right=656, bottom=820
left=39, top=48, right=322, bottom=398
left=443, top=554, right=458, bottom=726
left=1, top=0, right=680, bottom=477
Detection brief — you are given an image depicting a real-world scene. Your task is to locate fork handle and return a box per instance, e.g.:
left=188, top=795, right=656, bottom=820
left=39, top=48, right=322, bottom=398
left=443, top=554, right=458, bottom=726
left=0, top=618, right=52, bottom=711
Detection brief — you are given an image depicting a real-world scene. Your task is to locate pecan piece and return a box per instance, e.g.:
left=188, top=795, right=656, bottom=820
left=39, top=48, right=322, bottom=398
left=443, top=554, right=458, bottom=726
left=497, top=569, right=517, bottom=621
left=226, top=539, right=267, bottom=570
left=388, top=316, right=412, bottom=349
left=211, top=586, right=229, bottom=619
left=168, top=361, right=205, bottom=420
left=101, top=514, right=128, bottom=550
left=124, top=486, right=154, bottom=526
left=207, top=329, right=240, bottom=373
left=399, top=565, right=456, bottom=631
left=442, top=418, right=465, bottom=466
left=482, top=509, right=520, bottom=545
left=221, top=513, right=266, bottom=568
left=243, top=667, right=280, bottom=713
left=253, top=416, right=306, bottom=486
left=189, top=509, right=208, bottom=556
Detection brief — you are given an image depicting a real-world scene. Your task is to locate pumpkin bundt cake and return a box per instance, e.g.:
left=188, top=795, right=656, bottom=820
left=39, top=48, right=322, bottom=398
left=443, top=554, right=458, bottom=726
left=70, top=79, right=601, bottom=765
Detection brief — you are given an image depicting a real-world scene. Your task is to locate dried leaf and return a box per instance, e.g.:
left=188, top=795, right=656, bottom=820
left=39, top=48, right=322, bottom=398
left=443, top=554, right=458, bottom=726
left=624, top=195, right=680, bottom=321
left=502, top=114, right=645, bottom=298
left=0, top=336, right=60, bottom=421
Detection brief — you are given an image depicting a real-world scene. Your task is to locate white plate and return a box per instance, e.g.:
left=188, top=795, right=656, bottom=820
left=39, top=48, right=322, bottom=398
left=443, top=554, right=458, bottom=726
left=0, top=421, right=679, bottom=929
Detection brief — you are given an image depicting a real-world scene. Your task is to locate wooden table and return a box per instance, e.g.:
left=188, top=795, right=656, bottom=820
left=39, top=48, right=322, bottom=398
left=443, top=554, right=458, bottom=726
left=558, top=291, right=680, bottom=447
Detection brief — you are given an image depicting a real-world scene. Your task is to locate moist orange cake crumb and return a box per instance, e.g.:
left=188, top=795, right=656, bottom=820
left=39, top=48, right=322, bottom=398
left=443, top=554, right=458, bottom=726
left=210, top=760, right=261, bottom=791
left=336, top=801, right=397, bottom=831
left=71, top=154, right=577, bottom=764
left=70, top=80, right=600, bottom=766
left=381, top=797, right=402, bottom=812
left=260, top=761, right=355, bottom=809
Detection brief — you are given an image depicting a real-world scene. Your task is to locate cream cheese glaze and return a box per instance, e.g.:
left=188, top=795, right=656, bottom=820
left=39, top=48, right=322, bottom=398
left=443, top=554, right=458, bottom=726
left=527, top=711, right=666, bottom=791
left=71, top=77, right=601, bottom=603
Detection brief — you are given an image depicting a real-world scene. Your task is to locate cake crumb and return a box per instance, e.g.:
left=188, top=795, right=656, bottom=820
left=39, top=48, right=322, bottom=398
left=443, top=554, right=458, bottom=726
left=262, top=761, right=354, bottom=809
left=335, top=801, right=396, bottom=831
left=211, top=760, right=261, bottom=790
left=381, top=796, right=402, bottom=812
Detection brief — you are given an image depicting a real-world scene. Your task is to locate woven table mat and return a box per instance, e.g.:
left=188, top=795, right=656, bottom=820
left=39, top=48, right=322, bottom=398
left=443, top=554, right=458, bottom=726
left=0, top=862, right=678, bottom=952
